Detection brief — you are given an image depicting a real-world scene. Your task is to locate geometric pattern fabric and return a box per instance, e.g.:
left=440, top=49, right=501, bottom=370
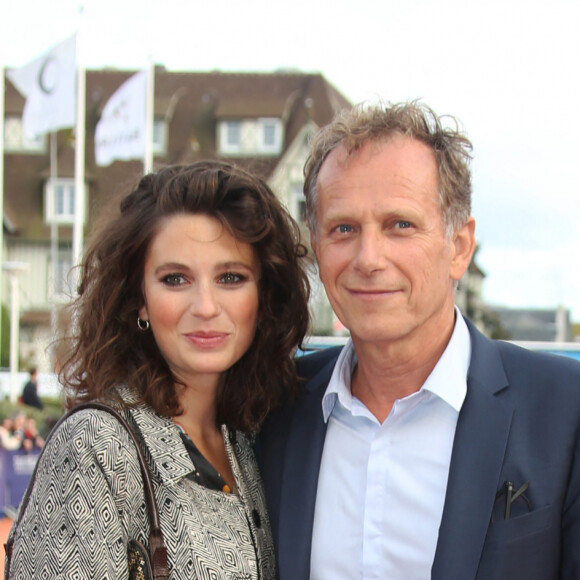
left=6, top=389, right=276, bottom=579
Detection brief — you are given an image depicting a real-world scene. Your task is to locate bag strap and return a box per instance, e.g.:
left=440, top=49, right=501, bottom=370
left=4, top=401, right=169, bottom=580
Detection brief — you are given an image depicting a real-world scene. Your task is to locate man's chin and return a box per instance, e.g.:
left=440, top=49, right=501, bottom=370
left=349, top=324, right=409, bottom=346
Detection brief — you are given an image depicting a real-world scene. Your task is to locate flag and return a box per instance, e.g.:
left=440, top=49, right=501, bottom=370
left=94, top=70, right=147, bottom=166
left=7, top=35, right=76, bottom=139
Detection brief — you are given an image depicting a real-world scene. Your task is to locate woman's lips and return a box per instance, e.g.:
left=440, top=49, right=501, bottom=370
left=185, top=332, right=228, bottom=348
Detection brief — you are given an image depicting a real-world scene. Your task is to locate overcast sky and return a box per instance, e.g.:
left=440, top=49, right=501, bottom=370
left=2, top=0, right=579, bottom=319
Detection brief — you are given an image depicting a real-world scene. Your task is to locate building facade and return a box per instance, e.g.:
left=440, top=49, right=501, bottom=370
left=3, top=68, right=486, bottom=372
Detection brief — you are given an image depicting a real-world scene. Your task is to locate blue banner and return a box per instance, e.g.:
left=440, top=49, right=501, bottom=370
left=0, top=449, right=40, bottom=513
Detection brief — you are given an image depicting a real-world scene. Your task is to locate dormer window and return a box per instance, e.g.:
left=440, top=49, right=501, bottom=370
left=258, top=118, right=282, bottom=153
left=44, top=178, right=86, bottom=225
left=291, top=182, right=308, bottom=225
left=153, top=118, right=167, bottom=155
left=218, top=118, right=283, bottom=156
left=226, top=121, right=241, bottom=149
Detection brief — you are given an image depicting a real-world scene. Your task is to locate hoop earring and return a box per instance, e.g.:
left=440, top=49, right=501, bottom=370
left=137, top=317, right=150, bottom=332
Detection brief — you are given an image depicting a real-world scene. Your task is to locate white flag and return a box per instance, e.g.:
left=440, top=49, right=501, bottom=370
left=94, top=70, right=147, bottom=166
left=7, top=35, right=76, bottom=139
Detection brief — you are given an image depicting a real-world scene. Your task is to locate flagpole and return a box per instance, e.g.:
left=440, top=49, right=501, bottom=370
left=49, top=132, right=59, bottom=368
left=0, top=66, right=5, bottom=366
left=73, top=30, right=86, bottom=278
left=144, top=56, right=154, bottom=174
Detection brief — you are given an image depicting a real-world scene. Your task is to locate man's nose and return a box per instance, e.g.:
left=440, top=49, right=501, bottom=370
left=354, top=228, right=388, bottom=275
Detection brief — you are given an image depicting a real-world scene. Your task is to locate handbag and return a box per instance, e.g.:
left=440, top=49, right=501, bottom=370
left=4, top=401, right=169, bottom=580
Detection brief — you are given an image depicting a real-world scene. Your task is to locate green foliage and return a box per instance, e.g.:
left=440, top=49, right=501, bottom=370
left=0, top=303, right=10, bottom=368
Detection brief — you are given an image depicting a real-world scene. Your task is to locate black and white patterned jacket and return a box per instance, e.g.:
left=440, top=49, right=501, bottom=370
left=6, top=389, right=276, bottom=579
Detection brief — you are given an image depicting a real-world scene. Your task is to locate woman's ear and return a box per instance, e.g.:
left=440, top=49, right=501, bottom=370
left=138, top=304, right=148, bottom=321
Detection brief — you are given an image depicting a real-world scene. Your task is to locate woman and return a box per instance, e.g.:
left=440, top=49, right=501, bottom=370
left=5, top=161, right=310, bottom=579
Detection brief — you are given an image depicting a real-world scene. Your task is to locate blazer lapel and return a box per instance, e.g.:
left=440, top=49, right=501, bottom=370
left=432, top=322, right=514, bottom=579
left=277, top=356, right=335, bottom=580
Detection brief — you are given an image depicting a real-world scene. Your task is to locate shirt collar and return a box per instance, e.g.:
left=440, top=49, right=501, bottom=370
left=321, top=339, right=357, bottom=421
left=421, top=308, right=471, bottom=412
left=321, top=308, right=471, bottom=422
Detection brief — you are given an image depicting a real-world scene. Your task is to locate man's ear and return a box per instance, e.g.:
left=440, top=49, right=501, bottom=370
left=450, top=217, right=476, bottom=281
left=310, top=230, right=319, bottom=261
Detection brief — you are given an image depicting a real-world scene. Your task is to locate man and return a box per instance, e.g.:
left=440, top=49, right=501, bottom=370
left=257, top=102, right=580, bottom=579
left=21, top=368, right=43, bottom=410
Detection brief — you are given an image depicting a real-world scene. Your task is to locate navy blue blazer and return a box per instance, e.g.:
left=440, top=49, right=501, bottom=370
left=257, top=319, right=580, bottom=579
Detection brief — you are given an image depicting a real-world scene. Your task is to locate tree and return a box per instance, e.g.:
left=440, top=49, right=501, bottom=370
left=0, top=304, right=9, bottom=368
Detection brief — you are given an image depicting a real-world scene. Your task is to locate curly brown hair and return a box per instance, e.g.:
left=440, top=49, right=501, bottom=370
left=59, top=161, right=311, bottom=432
left=304, top=100, right=473, bottom=238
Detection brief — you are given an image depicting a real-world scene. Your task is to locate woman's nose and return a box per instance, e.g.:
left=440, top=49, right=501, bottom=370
left=190, top=284, right=221, bottom=318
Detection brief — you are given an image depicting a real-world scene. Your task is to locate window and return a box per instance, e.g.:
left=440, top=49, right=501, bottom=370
left=291, top=182, right=308, bottom=225
left=55, top=184, right=74, bottom=217
left=55, top=254, right=73, bottom=296
left=152, top=118, right=167, bottom=155
left=44, top=179, right=86, bottom=225
left=258, top=118, right=283, bottom=153
left=218, top=121, right=242, bottom=154
left=263, top=123, right=276, bottom=146
left=227, top=121, right=241, bottom=148
left=4, top=116, right=46, bottom=153
left=48, top=251, right=74, bottom=297
left=218, top=118, right=283, bottom=156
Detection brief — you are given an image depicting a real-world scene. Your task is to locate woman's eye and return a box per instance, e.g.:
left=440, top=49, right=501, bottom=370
left=220, top=272, right=245, bottom=284
left=161, top=273, right=186, bottom=286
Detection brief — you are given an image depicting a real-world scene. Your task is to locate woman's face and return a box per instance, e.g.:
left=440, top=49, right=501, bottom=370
left=139, top=214, right=260, bottom=390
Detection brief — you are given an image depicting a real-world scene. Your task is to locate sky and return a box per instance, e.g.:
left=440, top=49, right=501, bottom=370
left=1, top=0, right=579, bottom=320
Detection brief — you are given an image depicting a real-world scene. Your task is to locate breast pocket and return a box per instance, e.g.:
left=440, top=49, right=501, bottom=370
left=484, top=504, right=553, bottom=547
left=476, top=506, right=560, bottom=579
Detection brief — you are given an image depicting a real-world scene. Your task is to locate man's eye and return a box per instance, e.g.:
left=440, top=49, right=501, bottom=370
left=337, top=224, right=353, bottom=233
left=395, top=221, right=412, bottom=229
left=220, top=272, right=245, bottom=284
left=161, top=273, right=186, bottom=286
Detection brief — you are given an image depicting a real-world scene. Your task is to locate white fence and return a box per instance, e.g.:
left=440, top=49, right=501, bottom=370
left=2, top=339, right=579, bottom=401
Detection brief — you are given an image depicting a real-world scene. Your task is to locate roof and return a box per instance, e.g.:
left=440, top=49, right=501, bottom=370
left=3, top=68, right=352, bottom=241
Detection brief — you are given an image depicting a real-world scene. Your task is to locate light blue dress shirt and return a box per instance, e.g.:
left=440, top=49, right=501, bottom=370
left=310, top=311, right=471, bottom=580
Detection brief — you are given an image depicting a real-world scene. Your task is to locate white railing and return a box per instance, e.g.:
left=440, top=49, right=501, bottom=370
left=2, top=338, right=579, bottom=399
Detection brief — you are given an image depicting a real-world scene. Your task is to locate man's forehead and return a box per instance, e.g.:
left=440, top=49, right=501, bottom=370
left=317, top=135, right=438, bottom=194
left=320, top=135, right=433, bottom=176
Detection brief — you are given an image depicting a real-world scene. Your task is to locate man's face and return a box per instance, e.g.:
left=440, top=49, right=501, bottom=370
left=311, top=135, right=475, bottom=350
